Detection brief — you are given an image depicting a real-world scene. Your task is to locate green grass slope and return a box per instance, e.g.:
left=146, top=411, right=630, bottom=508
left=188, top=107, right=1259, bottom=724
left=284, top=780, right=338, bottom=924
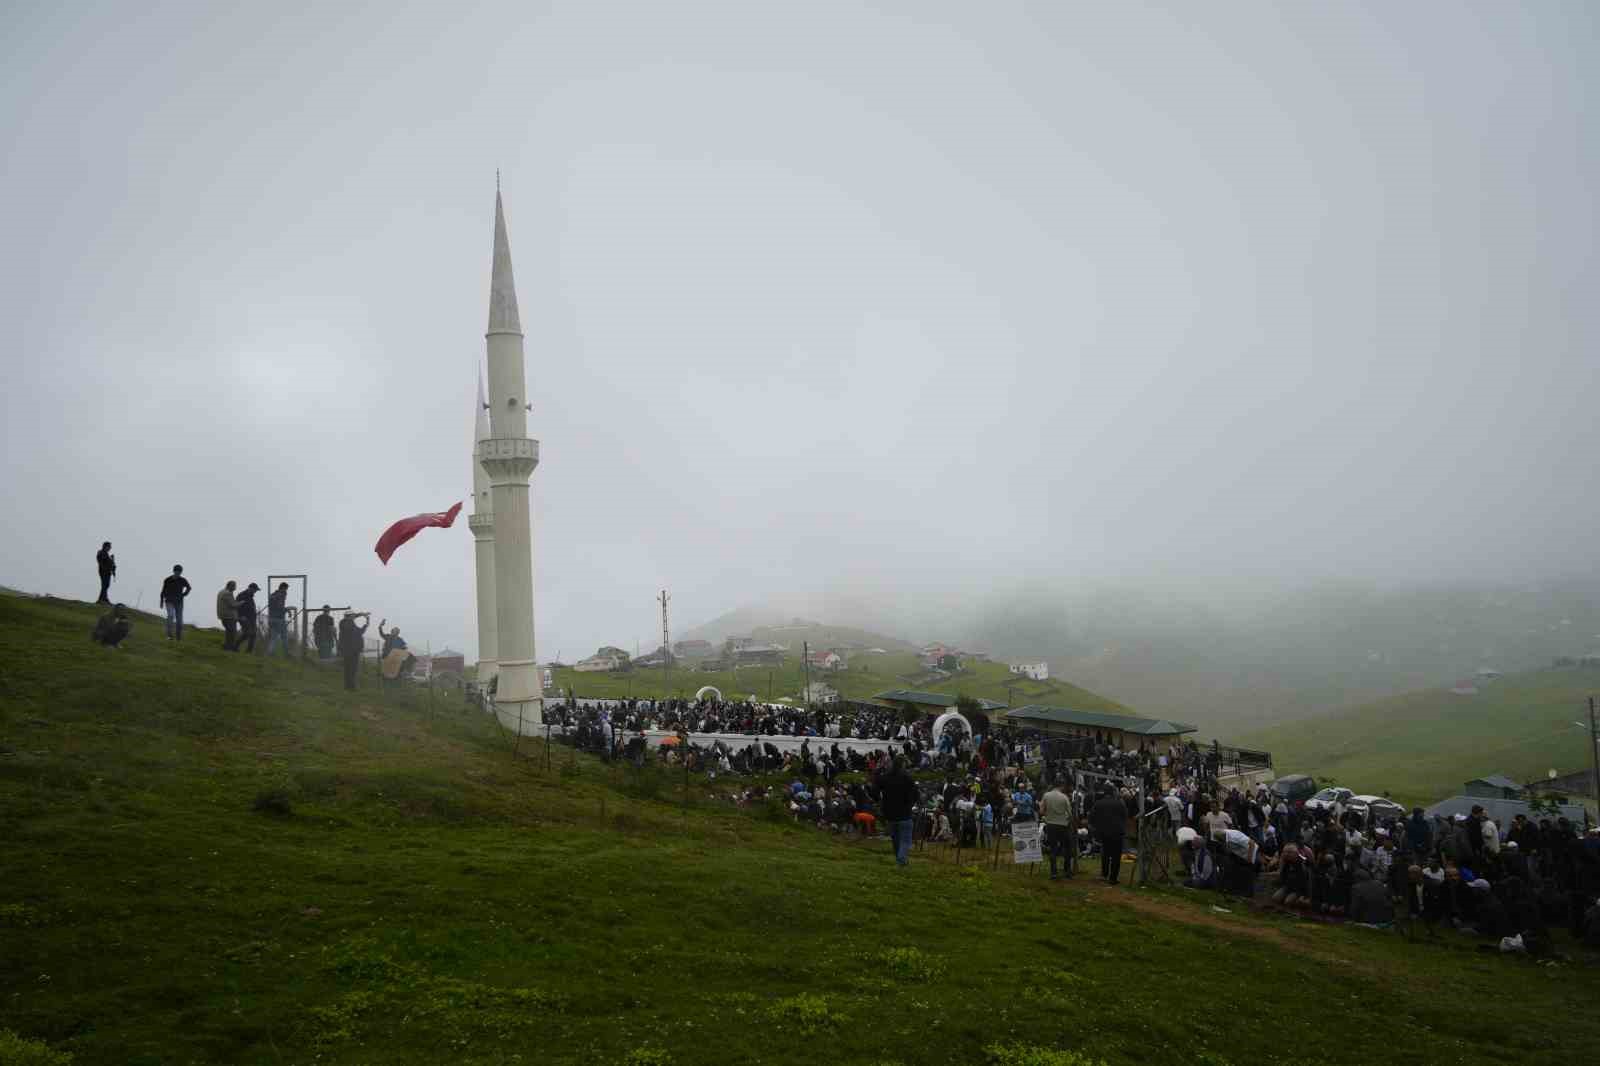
left=4, top=592, right=1599, bottom=1065
left=1238, top=668, right=1600, bottom=806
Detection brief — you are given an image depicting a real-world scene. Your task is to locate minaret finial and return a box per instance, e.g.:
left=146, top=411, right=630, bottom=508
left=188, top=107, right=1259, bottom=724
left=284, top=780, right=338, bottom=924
left=496, top=168, right=500, bottom=193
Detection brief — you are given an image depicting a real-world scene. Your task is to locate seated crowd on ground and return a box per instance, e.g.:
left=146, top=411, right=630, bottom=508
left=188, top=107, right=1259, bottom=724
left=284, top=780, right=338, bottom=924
left=544, top=695, right=1600, bottom=952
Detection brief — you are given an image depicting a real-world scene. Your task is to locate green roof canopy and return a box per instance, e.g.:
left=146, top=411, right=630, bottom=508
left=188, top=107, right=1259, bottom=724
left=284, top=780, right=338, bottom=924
left=998, top=705, right=1198, bottom=736
left=872, top=690, right=1008, bottom=712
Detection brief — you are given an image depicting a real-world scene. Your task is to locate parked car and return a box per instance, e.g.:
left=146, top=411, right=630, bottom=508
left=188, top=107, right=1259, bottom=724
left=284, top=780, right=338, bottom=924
left=1303, top=786, right=1353, bottom=812
left=1268, top=774, right=1318, bottom=805
left=1348, top=794, right=1406, bottom=824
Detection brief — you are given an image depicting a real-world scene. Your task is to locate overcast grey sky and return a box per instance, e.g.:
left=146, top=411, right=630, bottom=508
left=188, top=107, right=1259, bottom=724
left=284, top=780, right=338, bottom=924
left=3, top=1, right=1596, bottom=660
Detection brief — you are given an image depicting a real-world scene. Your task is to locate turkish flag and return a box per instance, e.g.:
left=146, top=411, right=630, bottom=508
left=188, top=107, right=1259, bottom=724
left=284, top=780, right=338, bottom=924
left=374, top=502, right=463, bottom=565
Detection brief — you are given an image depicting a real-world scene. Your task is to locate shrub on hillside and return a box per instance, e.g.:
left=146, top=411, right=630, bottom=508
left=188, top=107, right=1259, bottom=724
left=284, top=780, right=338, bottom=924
left=0, top=1029, right=74, bottom=1066
left=766, top=992, right=844, bottom=1035
left=252, top=787, right=293, bottom=817
left=876, top=946, right=946, bottom=981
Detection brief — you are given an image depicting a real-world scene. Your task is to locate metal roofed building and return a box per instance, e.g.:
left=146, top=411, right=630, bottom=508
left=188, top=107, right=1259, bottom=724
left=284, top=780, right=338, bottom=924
left=997, top=705, right=1199, bottom=749
left=1424, top=793, right=1588, bottom=828
left=1463, top=774, right=1524, bottom=799
left=872, top=689, right=1008, bottom=713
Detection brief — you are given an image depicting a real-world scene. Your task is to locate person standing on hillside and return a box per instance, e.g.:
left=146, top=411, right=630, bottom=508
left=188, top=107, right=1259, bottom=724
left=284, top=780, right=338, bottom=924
left=159, top=565, right=191, bottom=640
left=338, top=611, right=370, bottom=690
left=1091, top=787, right=1129, bottom=885
left=1041, top=780, right=1075, bottom=881
left=95, top=541, right=116, bottom=604
left=265, top=582, right=292, bottom=657
left=234, top=582, right=260, bottom=654
left=216, top=580, right=239, bottom=650
left=878, top=755, right=918, bottom=867
left=312, top=605, right=336, bottom=659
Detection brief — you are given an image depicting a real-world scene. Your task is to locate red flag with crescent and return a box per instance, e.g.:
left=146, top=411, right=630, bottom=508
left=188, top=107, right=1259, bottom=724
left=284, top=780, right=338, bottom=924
left=374, top=502, right=463, bottom=565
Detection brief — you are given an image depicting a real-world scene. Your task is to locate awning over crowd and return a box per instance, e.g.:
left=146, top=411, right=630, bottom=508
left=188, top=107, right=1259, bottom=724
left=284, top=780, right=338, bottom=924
left=997, top=704, right=1198, bottom=749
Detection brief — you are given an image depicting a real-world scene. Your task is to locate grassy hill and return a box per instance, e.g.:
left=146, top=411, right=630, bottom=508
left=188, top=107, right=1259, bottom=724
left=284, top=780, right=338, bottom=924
left=1237, top=668, right=1600, bottom=807
left=4, top=591, right=1600, bottom=1065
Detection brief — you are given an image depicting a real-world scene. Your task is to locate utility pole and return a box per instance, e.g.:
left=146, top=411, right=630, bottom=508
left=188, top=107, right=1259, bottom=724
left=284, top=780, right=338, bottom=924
left=1589, top=696, right=1599, bottom=826
left=802, top=640, right=811, bottom=710
left=658, top=589, right=671, bottom=697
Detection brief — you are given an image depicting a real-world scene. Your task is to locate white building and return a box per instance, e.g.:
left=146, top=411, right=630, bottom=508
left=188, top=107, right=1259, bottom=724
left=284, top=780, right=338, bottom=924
left=1010, top=661, right=1049, bottom=681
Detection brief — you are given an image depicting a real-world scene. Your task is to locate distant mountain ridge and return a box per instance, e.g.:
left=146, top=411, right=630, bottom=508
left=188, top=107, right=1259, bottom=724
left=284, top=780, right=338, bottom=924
left=671, top=580, right=1600, bottom=740
left=679, top=607, right=917, bottom=654
left=943, top=578, right=1600, bottom=733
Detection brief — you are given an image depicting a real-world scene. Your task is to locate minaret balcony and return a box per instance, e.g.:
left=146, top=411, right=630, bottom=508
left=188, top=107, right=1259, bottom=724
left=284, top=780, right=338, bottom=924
left=478, top=437, right=539, bottom=484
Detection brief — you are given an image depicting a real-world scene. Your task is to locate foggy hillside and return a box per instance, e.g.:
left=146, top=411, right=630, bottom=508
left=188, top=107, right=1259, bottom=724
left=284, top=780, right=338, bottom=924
left=701, top=577, right=1600, bottom=733
left=947, top=579, right=1600, bottom=731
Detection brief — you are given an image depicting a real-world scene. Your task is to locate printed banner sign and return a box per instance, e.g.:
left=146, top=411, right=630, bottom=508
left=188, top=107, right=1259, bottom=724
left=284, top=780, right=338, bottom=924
left=1012, top=821, right=1042, bottom=864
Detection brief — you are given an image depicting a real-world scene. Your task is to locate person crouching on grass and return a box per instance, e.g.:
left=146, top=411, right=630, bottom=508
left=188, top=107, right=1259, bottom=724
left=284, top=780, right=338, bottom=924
left=92, top=604, right=132, bottom=648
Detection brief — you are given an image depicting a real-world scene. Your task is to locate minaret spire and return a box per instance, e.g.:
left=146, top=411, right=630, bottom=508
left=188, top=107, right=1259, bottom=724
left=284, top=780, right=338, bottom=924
left=477, top=179, right=541, bottom=728
left=488, top=188, right=522, bottom=336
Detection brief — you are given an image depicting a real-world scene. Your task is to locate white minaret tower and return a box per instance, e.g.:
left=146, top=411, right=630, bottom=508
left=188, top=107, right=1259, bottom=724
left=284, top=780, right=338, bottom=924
left=478, top=183, right=542, bottom=729
left=468, top=369, right=498, bottom=686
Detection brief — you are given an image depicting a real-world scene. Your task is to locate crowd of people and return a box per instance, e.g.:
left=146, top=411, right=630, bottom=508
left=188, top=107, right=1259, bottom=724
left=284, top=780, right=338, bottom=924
left=545, top=694, right=1600, bottom=953
left=1210, top=789, right=1600, bottom=954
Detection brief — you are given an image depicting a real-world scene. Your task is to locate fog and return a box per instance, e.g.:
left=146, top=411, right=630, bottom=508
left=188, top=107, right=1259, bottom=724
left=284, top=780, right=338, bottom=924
left=4, top=1, right=1597, bottom=664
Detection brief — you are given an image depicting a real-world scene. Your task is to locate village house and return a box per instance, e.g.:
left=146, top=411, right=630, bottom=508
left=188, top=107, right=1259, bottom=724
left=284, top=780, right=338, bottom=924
left=807, top=649, right=844, bottom=671
left=575, top=645, right=630, bottom=672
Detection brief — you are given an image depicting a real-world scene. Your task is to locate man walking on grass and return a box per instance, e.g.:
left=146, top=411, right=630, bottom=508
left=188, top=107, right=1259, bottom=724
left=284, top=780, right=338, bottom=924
left=234, top=582, right=260, bottom=654
left=1091, top=786, right=1128, bottom=885
left=1042, top=780, right=1074, bottom=880
left=878, top=754, right=919, bottom=867
left=216, top=580, right=239, bottom=650
left=266, top=582, right=292, bottom=657
left=159, top=565, right=191, bottom=640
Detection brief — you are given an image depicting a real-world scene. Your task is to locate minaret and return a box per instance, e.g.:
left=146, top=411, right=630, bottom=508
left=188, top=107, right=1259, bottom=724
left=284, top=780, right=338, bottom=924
left=477, top=184, right=542, bottom=729
left=468, top=369, right=498, bottom=686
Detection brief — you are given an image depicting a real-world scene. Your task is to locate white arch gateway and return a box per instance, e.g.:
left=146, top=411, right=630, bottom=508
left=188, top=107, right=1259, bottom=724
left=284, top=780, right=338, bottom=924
left=694, top=685, right=723, bottom=702
left=931, top=709, right=973, bottom=740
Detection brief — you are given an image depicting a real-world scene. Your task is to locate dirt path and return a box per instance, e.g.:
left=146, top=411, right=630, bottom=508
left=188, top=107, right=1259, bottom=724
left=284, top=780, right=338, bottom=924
left=896, top=834, right=1393, bottom=970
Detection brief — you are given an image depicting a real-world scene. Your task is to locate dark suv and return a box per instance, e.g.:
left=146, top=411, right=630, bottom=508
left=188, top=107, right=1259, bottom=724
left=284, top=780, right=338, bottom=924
left=1268, top=774, right=1318, bottom=805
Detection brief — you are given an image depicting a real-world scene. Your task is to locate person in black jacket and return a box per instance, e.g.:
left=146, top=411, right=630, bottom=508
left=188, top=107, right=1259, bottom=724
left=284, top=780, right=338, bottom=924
left=878, top=755, right=919, bottom=867
left=95, top=542, right=116, bottom=604
left=1090, top=788, right=1128, bottom=885
left=337, top=611, right=370, bottom=690
left=159, top=565, right=191, bottom=641
left=312, top=606, right=336, bottom=659
left=234, top=583, right=260, bottom=654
